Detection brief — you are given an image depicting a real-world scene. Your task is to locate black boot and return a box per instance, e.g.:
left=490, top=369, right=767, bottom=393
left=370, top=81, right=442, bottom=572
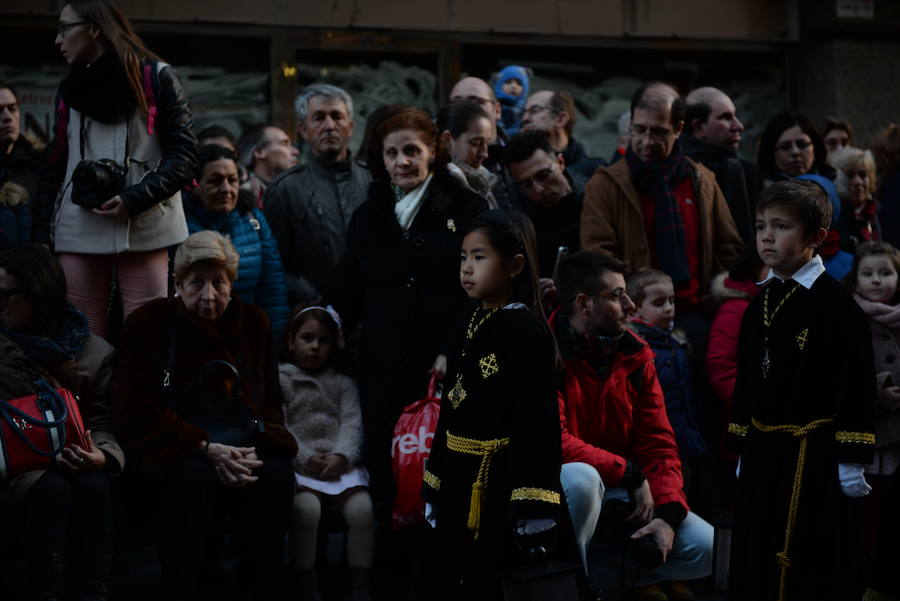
left=27, top=531, right=66, bottom=601
left=345, top=567, right=372, bottom=601
left=297, top=567, right=324, bottom=601
left=75, top=527, right=113, bottom=601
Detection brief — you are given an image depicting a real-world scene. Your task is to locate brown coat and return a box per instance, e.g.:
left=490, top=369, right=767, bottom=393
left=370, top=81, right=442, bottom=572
left=112, top=297, right=297, bottom=478
left=580, top=156, right=743, bottom=296
left=0, top=332, right=123, bottom=508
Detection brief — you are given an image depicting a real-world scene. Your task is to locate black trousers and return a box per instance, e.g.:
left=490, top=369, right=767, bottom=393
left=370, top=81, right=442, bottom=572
left=24, top=468, right=112, bottom=539
left=157, top=456, right=294, bottom=599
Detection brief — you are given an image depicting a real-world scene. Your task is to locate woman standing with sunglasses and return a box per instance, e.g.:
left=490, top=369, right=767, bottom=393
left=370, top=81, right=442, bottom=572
left=33, top=0, right=196, bottom=341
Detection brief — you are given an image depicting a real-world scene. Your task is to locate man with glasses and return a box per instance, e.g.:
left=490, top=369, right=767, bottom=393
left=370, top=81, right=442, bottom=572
left=236, top=123, right=299, bottom=209
left=552, top=251, right=713, bottom=599
left=507, top=130, right=582, bottom=279
left=681, top=87, right=763, bottom=243
left=581, top=81, right=741, bottom=326
left=522, top=89, right=604, bottom=190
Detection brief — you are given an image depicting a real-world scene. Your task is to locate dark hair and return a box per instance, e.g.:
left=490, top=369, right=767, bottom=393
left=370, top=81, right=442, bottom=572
left=436, top=100, right=491, bottom=139
left=626, top=268, right=672, bottom=307
left=755, top=179, right=832, bottom=242
left=196, top=125, right=237, bottom=148
left=360, top=103, right=406, bottom=169
left=465, top=210, right=544, bottom=319
left=549, top=90, right=578, bottom=136
left=68, top=0, right=161, bottom=117
left=630, top=82, right=686, bottom=128
left=757, top=111, right=834, bottom=179
left=843, top=240, right=900, bottom=300
left=0, top=81, right=19, bottom=103
left=195, top=144, right=239, bottom=179
left=685, top=101, right=711, bottom=131
left=369, top=106, right=450, bottom=181
left=236, top=123, right=270, bottom=169
left=0, top=244, right=68, bottom=336
left=821, top=118, right=854, bottom=144
left=871, top=123, right=900, bottom=182
left=728, top=241, right=766, bottom=282
left=556, top=251, right=628, bottom=316
left=283, top=305, right=344, bottom=369
left=505, top=129, right=555, bottom=165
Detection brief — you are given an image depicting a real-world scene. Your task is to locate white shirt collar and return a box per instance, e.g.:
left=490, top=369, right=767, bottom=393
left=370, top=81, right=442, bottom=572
left=756, top=255, right=826, bottom=290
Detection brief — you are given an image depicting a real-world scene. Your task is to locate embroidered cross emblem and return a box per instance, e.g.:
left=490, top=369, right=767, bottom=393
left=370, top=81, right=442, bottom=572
left=796, top=328, right=809, bottom=351
left=448, top=379, right=467, bottom=409
left=479, top=353, right=499, bottom=379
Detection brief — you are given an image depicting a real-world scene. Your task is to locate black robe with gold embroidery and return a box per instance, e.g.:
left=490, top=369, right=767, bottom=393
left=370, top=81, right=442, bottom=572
left=422, top=305, right=562, bottom=598
left=727, top=274, right=876, bottom=601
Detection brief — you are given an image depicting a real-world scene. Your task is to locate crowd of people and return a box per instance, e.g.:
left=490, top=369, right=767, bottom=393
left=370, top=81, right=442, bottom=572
left=3, top=1, right=900, bottom=601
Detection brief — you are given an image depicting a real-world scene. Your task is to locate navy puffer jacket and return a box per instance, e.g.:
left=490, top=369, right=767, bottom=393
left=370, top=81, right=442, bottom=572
left=629, top=320, right=707, bottom=459
left=183, top=193, right=290, bottom=337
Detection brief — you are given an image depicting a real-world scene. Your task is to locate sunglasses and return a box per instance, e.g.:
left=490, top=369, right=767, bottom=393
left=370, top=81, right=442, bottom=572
left=0, top=287, right=22, bottom=308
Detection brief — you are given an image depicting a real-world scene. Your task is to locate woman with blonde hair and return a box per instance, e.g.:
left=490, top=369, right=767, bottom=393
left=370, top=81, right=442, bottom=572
left=34, top=0, right=196, bottom=339
left=830, top=145, right=881, bottom=251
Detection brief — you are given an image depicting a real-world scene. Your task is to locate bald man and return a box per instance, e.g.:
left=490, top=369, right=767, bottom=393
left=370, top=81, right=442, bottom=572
left=682, top=87, right=762, bottom=241
left=581, top=82, right=741, bottom=313
left=449, top=76, right=519, bottom=210
left=522, top=89, right=605, bottom=191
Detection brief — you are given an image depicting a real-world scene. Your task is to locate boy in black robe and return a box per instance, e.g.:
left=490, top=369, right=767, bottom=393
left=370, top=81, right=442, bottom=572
left=727, top=180, right=876, bottom=601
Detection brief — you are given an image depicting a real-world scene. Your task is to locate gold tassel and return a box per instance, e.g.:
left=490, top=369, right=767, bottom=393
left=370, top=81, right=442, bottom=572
left=468, top=482, right=484, bottom=539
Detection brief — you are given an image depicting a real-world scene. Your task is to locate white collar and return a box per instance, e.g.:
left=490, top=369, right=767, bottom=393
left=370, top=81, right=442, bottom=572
left=757, top=255, right=826, bottom=290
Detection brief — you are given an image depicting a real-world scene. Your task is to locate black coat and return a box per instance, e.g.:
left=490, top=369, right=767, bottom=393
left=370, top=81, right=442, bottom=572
left=422, top=306, right=562, bottom=596
left=561, top=136, right=605, bottom=192
left=328, top=168, right=487, bottom=511
left=681, top=133, right=763, bottom=244
left=0, top=136, right=42, bottom=203
left=728, top=274, right=876, bottom=600
left=525, top=179, right=582, bottom=278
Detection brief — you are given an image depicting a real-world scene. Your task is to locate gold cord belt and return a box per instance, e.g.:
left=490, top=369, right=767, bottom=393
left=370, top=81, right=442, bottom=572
left=445, top=431, right=510, bottom=540
left=751, top=416, right=835, bottom=601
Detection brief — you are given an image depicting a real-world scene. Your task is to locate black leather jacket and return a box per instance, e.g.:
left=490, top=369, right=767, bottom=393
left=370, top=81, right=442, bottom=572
left=33, top=61, right=196, bottom=243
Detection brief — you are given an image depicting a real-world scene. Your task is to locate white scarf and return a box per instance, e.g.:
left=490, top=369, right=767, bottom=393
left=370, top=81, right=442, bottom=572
left=393, top=173, right=434, bottom=232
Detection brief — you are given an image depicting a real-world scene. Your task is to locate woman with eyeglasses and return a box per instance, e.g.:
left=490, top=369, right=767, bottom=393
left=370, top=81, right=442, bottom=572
left=0, top=244, right=122, bottom=600
left=757, top=111, right=854, bottom=277
left=33, top=0, right=196, bottom=341
left=757, top=111, right=836, bottom=187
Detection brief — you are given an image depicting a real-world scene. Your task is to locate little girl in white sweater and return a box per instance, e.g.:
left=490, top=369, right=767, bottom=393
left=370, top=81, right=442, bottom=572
left=280, top=305, right=373, bottom=601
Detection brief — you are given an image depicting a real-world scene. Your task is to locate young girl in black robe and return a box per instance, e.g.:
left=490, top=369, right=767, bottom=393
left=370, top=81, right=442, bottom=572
left=422, top=210, right=562, bottom=600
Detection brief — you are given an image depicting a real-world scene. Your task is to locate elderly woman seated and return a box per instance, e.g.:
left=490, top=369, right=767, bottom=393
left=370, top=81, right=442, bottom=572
left=112, top=230, right=297, bottom=601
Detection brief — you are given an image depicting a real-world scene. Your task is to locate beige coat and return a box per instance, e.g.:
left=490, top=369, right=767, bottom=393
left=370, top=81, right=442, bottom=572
left=580, top=157, right=743, bottom=296
left=0, top=333, right=123, bottom=508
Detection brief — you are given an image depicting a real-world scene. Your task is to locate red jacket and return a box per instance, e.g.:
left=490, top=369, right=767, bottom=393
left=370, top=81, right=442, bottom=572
left=706, top=277, right=760, bottom=410
left=551, top=310, right=687, bottom=511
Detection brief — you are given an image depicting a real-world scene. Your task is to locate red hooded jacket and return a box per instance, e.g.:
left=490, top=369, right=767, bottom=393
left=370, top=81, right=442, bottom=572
left=551, top=310, right=688, bottom=511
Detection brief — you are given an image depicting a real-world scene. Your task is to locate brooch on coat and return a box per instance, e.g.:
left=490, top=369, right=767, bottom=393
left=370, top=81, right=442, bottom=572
left=447, top=219, right=456, bottom=232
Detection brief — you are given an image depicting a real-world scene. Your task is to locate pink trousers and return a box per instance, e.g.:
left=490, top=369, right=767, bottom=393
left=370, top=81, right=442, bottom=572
left=58, top=250, right=169, bottom=340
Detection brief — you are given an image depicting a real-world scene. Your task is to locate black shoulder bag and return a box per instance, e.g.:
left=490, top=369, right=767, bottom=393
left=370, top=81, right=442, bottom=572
left=161, top=318, right=264, bottom=447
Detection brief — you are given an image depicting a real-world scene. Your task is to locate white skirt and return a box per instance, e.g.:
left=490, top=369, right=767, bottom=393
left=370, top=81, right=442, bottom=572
left=295, top=466, right=370, bottom=496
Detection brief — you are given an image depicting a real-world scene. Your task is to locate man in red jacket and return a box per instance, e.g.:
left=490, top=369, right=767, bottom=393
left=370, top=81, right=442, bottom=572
left=554, top=251, right=712, bottom=600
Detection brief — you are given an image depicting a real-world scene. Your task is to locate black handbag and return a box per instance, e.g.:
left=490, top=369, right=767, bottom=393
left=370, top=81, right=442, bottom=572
left=161, top=318, right=264, bottom=447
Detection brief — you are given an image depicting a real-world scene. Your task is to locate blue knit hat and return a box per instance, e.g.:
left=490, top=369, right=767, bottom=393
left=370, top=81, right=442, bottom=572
left=796, top=173, right=841, bottom=226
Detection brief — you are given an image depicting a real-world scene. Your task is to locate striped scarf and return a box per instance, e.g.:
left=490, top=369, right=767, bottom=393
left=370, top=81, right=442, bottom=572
left=626, top=139, right=693, bottom=284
